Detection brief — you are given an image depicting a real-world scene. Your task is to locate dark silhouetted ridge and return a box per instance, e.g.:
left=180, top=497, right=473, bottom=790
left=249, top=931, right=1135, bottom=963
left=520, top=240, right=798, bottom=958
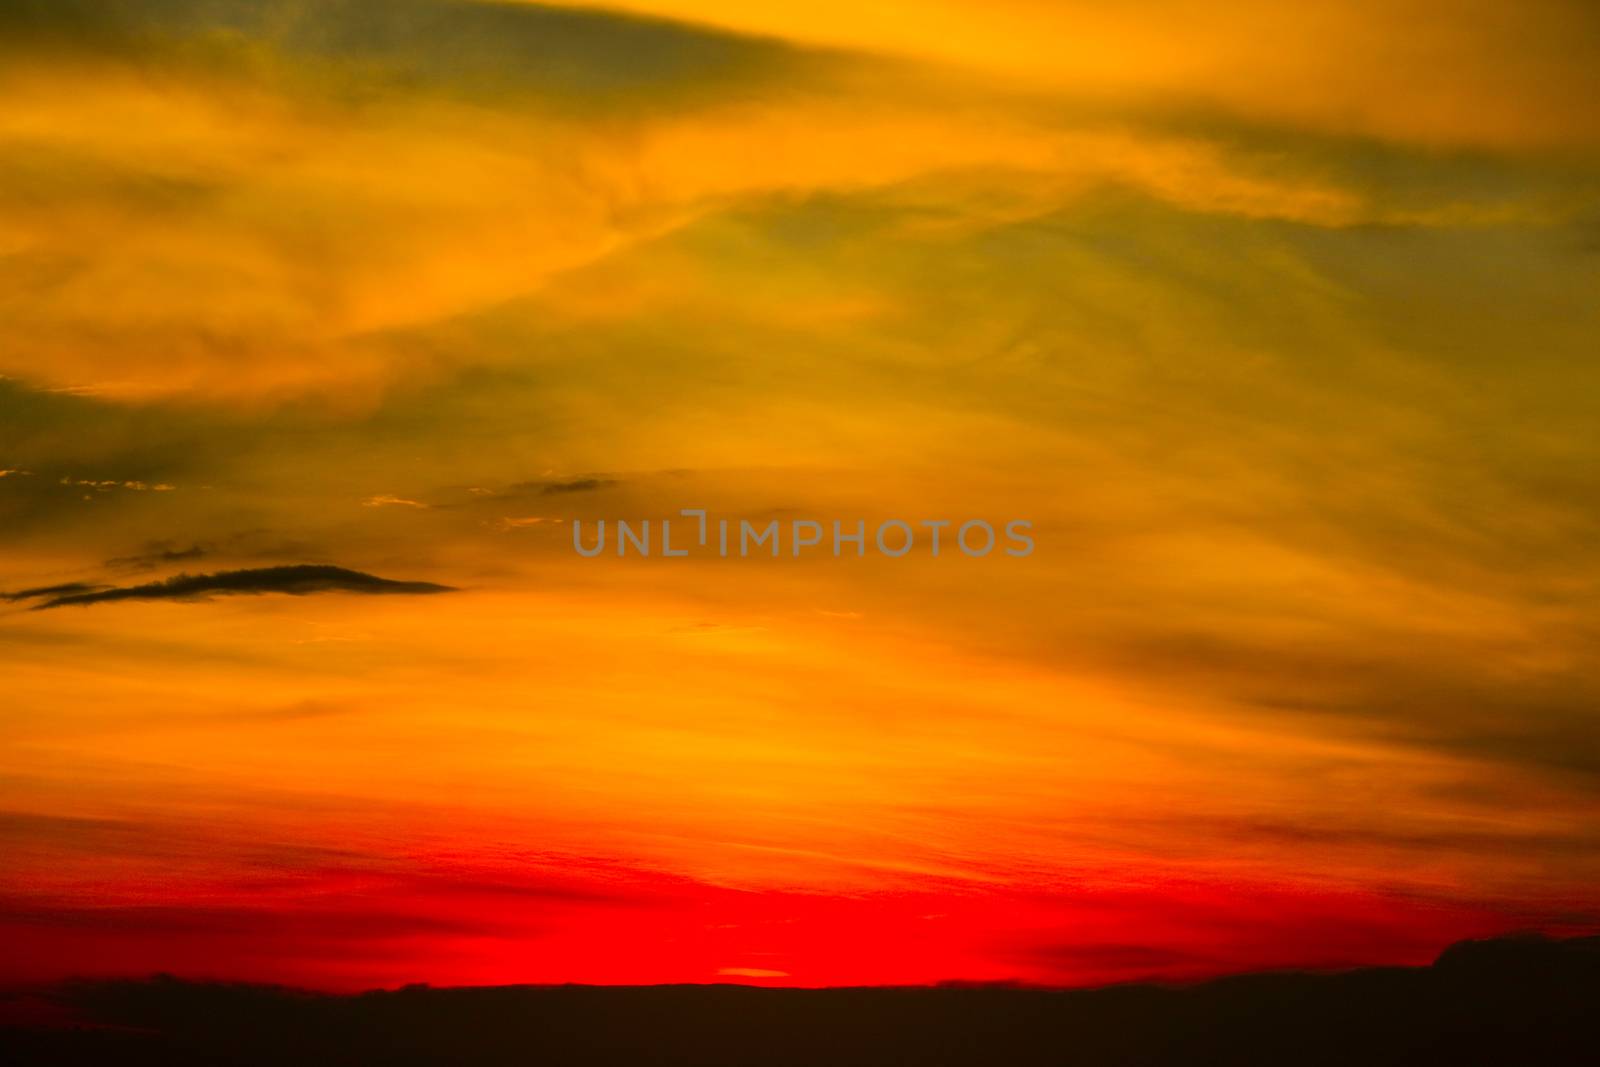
left=1, top=934, right=1596, bottom=1065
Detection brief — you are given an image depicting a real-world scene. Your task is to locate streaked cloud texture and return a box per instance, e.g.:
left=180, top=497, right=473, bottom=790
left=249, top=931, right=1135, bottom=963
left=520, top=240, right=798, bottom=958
left=1, top=0, right=1597, bottom=988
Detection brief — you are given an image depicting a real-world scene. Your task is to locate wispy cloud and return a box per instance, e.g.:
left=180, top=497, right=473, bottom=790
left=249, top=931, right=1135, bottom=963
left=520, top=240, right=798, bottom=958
left=27, top=565, right=455, bottom=610
left=362, top=495, right=431, bottom=509
left=105, top=541, right=210, bottom=569
left=2, top=581, right=110, bottom=603
left=536, top=478, right=620, bottom=495
left=59, top=477, right=175, bottom=492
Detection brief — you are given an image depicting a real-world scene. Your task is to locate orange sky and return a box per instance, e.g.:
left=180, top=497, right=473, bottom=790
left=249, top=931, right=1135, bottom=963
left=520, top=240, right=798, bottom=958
left=1, top=0, right=1598, bottom=989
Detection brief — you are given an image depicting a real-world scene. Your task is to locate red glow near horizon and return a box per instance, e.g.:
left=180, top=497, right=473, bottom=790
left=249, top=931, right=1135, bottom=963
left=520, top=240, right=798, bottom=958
left=1, top=830, right=1546, bottom=992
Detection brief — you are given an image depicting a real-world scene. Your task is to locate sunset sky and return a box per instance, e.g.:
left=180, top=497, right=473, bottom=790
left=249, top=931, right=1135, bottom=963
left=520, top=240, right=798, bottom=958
left=2, top=0, right=1599, bottom=990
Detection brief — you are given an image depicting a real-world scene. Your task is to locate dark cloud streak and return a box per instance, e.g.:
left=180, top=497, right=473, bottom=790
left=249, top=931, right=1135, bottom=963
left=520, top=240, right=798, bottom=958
left=28, top=565, right=454, bottom=610
left=1, top=581, right=109, bottom=603
left=535, top=477, right=619, bottom=495
left=105, top=541, right=210, bottom=570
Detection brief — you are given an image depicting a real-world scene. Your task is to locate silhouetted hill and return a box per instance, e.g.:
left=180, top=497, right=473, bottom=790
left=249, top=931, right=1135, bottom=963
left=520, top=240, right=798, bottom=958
left=2, top=934, right=1596, bottom=1065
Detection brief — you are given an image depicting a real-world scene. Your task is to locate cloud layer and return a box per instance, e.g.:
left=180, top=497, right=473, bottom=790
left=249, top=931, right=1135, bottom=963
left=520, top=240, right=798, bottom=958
left=1, top=0, right=1597, bottom=991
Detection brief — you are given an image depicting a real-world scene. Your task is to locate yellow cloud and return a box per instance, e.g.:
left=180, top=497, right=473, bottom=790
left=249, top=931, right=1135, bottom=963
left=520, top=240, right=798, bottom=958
left=1, top=55, right=1384, bottom=404
left=534, top=0, right=1600, bottom=150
